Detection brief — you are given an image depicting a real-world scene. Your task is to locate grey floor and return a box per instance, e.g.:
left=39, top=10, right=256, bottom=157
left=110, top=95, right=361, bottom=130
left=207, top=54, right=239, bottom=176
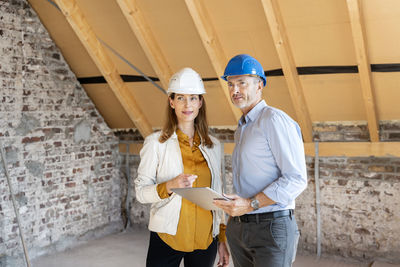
left=31, top=228, right=398, bottom=267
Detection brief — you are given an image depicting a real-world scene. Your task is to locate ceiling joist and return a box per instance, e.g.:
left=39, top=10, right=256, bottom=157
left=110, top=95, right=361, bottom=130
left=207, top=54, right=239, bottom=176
left=116, top=0, right=172, bottom=90
left=54, top=0, right=153, bottom=137
left=261, top=0, right=313, bottom=142
left=346, top=0, right=379, bottom=142
left=184, top=0, right=242, bottom=121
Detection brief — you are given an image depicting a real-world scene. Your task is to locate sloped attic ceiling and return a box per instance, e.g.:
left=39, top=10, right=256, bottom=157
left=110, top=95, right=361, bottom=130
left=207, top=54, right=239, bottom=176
left=28, top=0, right=400, bottom=141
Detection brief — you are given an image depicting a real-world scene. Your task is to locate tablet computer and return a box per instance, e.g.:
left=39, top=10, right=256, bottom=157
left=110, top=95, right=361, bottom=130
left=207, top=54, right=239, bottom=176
left=171, top=187, right=231, bottom=210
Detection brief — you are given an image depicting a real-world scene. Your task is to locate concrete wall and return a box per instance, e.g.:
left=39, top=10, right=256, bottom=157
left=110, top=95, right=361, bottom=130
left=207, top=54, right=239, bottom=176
left=120, top=122, right=400, bottom=264
left=0, top=1, right=122, bottom=266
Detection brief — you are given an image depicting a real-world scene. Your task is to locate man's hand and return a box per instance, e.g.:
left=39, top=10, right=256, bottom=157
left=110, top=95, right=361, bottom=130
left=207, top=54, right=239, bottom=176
left=165, top=173, right=197, bottom=194
left=217, top=241, right=230, bottom=267
left=213, top=194, right=252, bottom=217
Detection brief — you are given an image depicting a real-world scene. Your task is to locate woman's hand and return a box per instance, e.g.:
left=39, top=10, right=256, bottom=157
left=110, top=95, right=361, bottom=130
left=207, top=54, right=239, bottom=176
left=165, top=173, right=198, bottom=194
left=217, top=241, right=230, bottom=267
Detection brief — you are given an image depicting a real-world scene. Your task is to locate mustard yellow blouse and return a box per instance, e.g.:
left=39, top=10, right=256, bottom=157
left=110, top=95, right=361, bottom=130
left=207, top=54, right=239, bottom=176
left=156, top=129, right=226, bottom=252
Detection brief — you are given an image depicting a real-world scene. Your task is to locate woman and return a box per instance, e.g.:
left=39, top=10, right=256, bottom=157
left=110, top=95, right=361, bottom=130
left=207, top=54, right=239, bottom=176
left=135, top=68, right=230, bottom=267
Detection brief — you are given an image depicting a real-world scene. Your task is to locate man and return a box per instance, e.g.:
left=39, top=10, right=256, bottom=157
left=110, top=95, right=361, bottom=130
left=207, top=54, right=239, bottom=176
left=214, top=54, right=307, bottom=267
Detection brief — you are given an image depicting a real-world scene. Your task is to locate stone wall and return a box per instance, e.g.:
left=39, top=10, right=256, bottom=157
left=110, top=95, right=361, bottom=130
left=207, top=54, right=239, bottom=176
left=297, top=156, right=400, bottom=262
left=313, top=121, right=400, bottom=142
left=121, top=123, right=400, bottom=264
left=0, top=1, right=122, bottom=265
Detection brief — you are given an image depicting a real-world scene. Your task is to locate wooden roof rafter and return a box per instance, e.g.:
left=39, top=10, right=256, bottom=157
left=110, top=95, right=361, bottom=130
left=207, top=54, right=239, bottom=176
left=116, top=0, right=172, bottom=91
left=184, top=0, right=242, bottom=122
left=260, top=0, right=313, bottom=142
left=54, top=0, right=153, bottom=137
left=346, top=0, right=379, bottom=142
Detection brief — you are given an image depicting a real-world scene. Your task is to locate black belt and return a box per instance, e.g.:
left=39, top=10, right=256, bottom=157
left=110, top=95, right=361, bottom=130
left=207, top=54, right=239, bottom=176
left=233, top=209, right=293, bottom=223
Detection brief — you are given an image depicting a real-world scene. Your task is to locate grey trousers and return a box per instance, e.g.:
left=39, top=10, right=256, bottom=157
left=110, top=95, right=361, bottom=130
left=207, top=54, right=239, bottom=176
left=226, top=214, right=300, bottom=267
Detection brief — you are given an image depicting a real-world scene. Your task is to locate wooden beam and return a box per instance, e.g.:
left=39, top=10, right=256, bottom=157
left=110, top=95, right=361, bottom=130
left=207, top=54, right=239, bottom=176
left=122, top=142, right=400, bottom=157
left=260, top=0, right=313, bottom=142
left=304, top=142, right=400, bottom=157
left=116, top=0, right=172, bottom=90
left=54, top=0, right=153, bottom=137
left=346, top=0, right=379, bottom=142
left=184, top=0, right=242, bottom=121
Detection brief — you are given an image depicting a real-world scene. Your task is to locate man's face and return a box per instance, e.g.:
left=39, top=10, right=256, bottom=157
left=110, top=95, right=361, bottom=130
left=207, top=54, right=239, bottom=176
left=227, top=75, right=263, bottom=113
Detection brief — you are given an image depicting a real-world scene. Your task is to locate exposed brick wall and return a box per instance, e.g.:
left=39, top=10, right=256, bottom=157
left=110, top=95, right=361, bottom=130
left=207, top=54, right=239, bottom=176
left=122, top=124, right=400, bottom=263
left=296, top=156, right=400, bottom=262
left=313, top=121, right=400, bottom=142
left=114, top=129, right=144, bottom=142
left=313, top=122, right=370, bottom=142
left=118, top=153, right=149, bottom=227
left=209, top=128, right=235, bottom=142
left=380, top=121, right=400, bottom=141
left=0, top=1, right=122, bottom=265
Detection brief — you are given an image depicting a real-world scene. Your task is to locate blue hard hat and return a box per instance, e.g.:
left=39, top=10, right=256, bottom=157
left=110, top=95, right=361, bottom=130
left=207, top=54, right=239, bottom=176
left=221, top=54, right=266, bottom=86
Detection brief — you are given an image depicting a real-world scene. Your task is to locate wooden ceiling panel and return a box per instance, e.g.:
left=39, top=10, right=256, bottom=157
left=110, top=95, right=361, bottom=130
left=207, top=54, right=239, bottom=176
left=75, top=0, right=156, bottom=76
left=124, top=82, right=167, bottom=128
left=279, top=0, right=356, bottom=66
left=363, top=0, right=400, bottom=63
left=29, top=0, right=100, bottom=76
left=301, top=74, right=366, bottom=121
left=262, top=77, right=297, bottom=120
left=84, top=84, right=135, bottom=129
left=135, top=0, right=216, bottom=77
left=204, top=0, right=282, bottom=71
left=373, top=73, right=400, bottom=120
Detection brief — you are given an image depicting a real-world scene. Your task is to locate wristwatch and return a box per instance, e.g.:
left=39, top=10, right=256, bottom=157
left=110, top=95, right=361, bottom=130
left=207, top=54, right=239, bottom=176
left=250, top=196, right=259, bottom=211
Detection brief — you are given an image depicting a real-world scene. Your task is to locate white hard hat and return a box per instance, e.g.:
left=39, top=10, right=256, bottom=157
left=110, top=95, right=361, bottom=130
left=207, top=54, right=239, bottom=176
left=167, top=68, right=206, bottom=95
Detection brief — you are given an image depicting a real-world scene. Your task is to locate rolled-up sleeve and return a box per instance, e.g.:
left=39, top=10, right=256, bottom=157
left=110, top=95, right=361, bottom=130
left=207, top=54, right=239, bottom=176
left=263, top=113, right=308, bottom=206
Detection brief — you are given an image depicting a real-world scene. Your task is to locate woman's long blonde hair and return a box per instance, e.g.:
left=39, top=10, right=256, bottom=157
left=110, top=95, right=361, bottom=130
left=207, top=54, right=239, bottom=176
left=159, top=93, right=213, bottom=148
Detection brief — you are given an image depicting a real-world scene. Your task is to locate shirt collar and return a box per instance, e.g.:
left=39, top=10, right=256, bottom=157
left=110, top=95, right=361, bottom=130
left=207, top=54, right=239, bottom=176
left=238, top=100, right=267, bottom=126
left=176, top=128, right=201, bottom=146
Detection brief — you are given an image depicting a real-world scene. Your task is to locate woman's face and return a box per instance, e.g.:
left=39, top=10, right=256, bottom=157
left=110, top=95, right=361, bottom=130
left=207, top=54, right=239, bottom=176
left=169, top=94, right=203, bottom=124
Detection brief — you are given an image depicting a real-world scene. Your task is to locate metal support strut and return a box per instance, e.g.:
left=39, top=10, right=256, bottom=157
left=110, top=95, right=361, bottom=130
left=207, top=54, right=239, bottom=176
left=0, top=140, right=31, bottom=267
left=314, top=142, right=322, bottom=259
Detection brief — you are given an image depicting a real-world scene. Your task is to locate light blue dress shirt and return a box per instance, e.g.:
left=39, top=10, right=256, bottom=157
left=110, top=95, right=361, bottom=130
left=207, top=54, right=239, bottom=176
left=232, top=100, right=307, bottom=214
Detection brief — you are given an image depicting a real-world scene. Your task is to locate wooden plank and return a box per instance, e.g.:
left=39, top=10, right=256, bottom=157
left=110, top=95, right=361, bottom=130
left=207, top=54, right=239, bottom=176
left=304, top=142, right=400, bottom=157
left=116, top=0, right=172, bottom=90
left=55, top=0, right=153, bottom=137
left=184, top=0, right=242, bottom=121
left=260, top=0, right=313, bottom=142
left=121, top=141, right=400, bottom=157
left=346, top=0, right=379, bottom=142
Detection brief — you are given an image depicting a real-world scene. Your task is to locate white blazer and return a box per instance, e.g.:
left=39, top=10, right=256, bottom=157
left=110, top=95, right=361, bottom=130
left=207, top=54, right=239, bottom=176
left=134, top=131, right=224, bottom=237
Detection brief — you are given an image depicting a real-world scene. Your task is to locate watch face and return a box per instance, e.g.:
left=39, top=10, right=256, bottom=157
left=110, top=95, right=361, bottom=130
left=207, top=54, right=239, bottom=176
left=251, top=199, right=259, bottom=210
